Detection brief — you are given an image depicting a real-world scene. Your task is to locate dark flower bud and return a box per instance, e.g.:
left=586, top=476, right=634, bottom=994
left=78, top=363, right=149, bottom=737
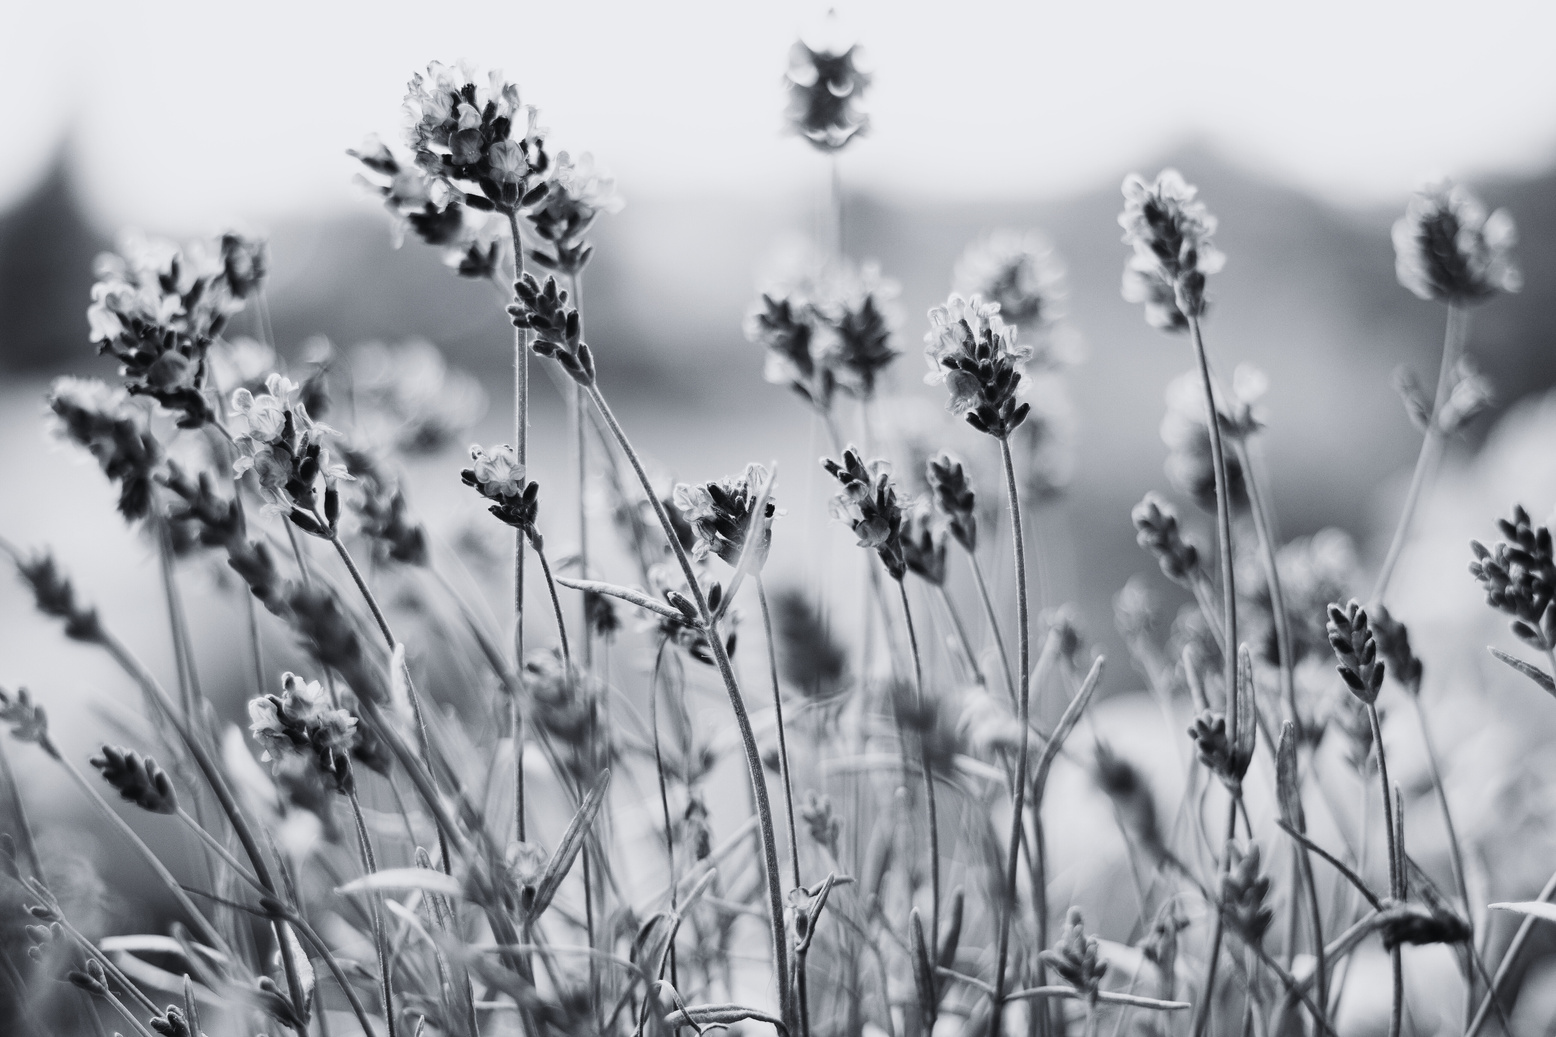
left=823, top=447, right=905, bottom=580
left=1327, top=599, right=1385, bottom=704
left=91, top=745, right=178, bottom=814
left=1370, top=604, right=1423, bottom=693
left=1132, top=492, right=1200, bottom=584
left=1222, top=842, right=1274, bottom=945
left=1041, top=907, right=1107, bottom=996
left=15, top=552, right=103, bottom=643
left=900, top=505, right=947, bottom=586
left=925, top=452, right=977, bottom=552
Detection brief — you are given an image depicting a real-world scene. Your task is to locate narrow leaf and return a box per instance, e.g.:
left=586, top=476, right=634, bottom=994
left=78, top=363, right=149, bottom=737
left=1276, top=721, right=1305, bottom=831
left=1033, top=652, right=1105, bottom=802
left=936, top=887, right=965, bottom=972
left=1487, top=647, right=1556, bottom=695
left=1490, top=901, right=1556, bottom=925
left=909, top=908, right=938, bottom=1031
left=337, top=867, right=464, bottom=899
left=557, top=578, right=683, bottom=621
left=531, top=769, right=612, bottom=921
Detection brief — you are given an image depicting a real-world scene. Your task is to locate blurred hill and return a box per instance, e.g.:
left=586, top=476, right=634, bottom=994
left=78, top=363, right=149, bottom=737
left=1, top=144, right=1552, bottom=678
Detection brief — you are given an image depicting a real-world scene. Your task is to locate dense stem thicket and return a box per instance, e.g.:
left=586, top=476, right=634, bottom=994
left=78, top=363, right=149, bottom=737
left=0, top=35, right=1541, bottom=1037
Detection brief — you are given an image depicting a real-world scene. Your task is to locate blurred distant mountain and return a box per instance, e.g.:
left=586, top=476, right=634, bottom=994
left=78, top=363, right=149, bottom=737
left=2, top=142, right=1551, bottom=570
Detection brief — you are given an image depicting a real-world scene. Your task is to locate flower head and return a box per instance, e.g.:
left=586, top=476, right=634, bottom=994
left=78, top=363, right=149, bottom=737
left=1131, top=492, right=1201, bottom=585
left=924, top=293, right=1032, bottom=438
left=925, top=452, right=978, bottom=552
left=88, top=232, right=253, bottom=427
left=248, top=673, right=359, bottom=794
left=230, top=373, right=350, bottom=526
left=746, top=291, right=833, bottom=408
left=1041, top=908, right=1107, bottom=997
left=784, top=22, right=871, bottom=152
left=528, top=151, right=624, bottom=275
left=673, top=463, right=776, bottom=569
left=1118, top=169, right=1225, bottom=330
left=1222, top=842, right=1274, bottom=944
left=1161, top=371, right=1249, bottom=512
left=953, top=230, right=1068, bottom=338
left=1326, top=599, right=1385, bottom=705
left=463, top=444, right=540, bottom=537
left=47, top=377, right=162, bottom=522
left=351, top=340, right=487, bottom=455
left=1392, top=180, right=1520, bottom=303
left=823, top=447, right=905, bottom=580
left=900, top=503, right=947, bottom=587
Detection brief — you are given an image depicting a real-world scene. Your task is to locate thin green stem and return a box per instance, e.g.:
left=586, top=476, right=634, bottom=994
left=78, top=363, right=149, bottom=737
left=967, top=550, right=1018, bottom=704
left=582, top=381, right=792, bottom=1035
left=897, top=579, right=940, bottom=947
left=1368, top=703, right=1403, bottom=1037
left=988, top=435, right=1033, bottom=1037
left=935, top=583, right=985, bottom=687
left=1187, top=314, right=1238, bottom=745
left=506, top=211, right=530, bottom=680
left=1371, top=303, right=1465, bottom=604
left=349, top=787, right=396, bottom=1037
left=757, top=577, right=802, bottom=892
left=1191, top=795, right=1240, bottom=1037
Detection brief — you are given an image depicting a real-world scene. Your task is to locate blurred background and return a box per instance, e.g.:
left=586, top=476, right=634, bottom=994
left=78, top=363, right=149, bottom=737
left=5, top=1, right=1556, bottom=1025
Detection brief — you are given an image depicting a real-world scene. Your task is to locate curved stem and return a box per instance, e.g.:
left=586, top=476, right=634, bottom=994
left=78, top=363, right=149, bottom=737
left=1368, top=703, right=1403, bottom=1037
left=1235, top=441, right=1296, bottom=728
left=1187, top=314, right=1237, bottom=742
left=988, top=435, right=1033, bottom=1037
left=1371, top=303, right=1465, bottom=604
left=758, top=577, right=802, bottom=892
left=1191, top=795, right=1240, bottom=1037
left=897, top=579, right=940, bottom=947
left=506, top=211, right=530, bottom=678
left=967, top=550, right=1018, bottom=704
left=583, top=381, right=792, bottom=1034
left=349, top=787, right=396, bottom=1037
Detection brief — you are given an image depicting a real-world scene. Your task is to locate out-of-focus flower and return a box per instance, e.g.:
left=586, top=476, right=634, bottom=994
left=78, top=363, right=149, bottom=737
left=351, top=340, right=488, bottom=455
left=784, top=22, right=871, bottom=152
left=528, top=151, right=623, bottom=276
left=1392, top=180, right=1520, bottom=303
left=746, top=291, right=834, bottom=409
left=924, top=293, right=1032, bottom=438
left=1118, top=169, right=1225, bottom=331
left=900, top=503, right=947, bottom=586
left=771, top=586, right=848, bottom=701
left=338, top=444, right=429, bottom=567
left=47, top=377, right=161, bottom=522
left=219, top=232, right=269, bottom=299
left=953, top=230, right=1067, bottom=340
left=1160, top=371, right=1248, bottom=512
left=800, top=789, right=841, bottom=857
left=1241, top=529, right=1356, bottom=667
left=1132, top=492, right=1201, bottom=586
left=90, top=746, right=178, bottom=815
left=231, top=373, right=351, bottom=527
left=1041, top=908, right=1107, bottom=997
left=88, top=232, right=253, bottom=427
left=248, top=673, right=359, bottom=794
left=823, top=447, right=906, bottom=580
left=746, top=258, right=900, bottom=404
left=814, top=263, right=899, bottom=398
left=1222, top=842, right=1274, bottom=945
left=673, top=463, right=775, bottom=569
left=926, top=452, right=978, bottom=552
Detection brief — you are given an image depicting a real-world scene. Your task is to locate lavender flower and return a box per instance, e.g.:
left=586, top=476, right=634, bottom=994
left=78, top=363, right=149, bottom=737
left=1470, top=505, right=1556, bottom=651
left=953, top=229, right=1067, bottom=338
left=1222, top=842, right=1274, bottom=944
left=1160, top=371, right=1248, bottom=512
left=528, top=151, right=623, bottom=275
left=91, top=746, right=178, bottom=814
left=1392, top=180, right=1520, bottom=303
left=823, top=447, right=905, bottom=580
left=900, top=503, right=947, bottom=586
left=784, top=26, right=871, bottom=152
left=88, top=233, right=251, bottom=427
left=463, top=443, right=540, bottom=540
left=925, top=452, right=978, bottom=552
left=351, top=340, right=488, bottom=455
left=230, top=373, right=352, bottom=530
left=1131, top=492, right=1201, bottom=585
left=248, top=673, right=359, bottom=794
left=1326, top=599, right=1385, bottom=704
left=673, top=463, right=775, bottom=569
left=924, top=294, right=1032, bottom=438
left=47, top=377, right=161, bottom=521
left=746, top=291, right=834, bottom=409
left=1041, top=908, right=1107, bottom=997
left=1119, top=169, right=1225, bottom=331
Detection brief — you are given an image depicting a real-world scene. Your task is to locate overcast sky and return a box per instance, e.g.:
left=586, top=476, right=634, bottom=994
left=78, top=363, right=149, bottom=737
left=7, top=0, right=1556, bottom=230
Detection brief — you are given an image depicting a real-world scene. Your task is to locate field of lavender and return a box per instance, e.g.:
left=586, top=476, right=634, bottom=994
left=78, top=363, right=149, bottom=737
left=4, top=25, right=1556, bottom=1037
